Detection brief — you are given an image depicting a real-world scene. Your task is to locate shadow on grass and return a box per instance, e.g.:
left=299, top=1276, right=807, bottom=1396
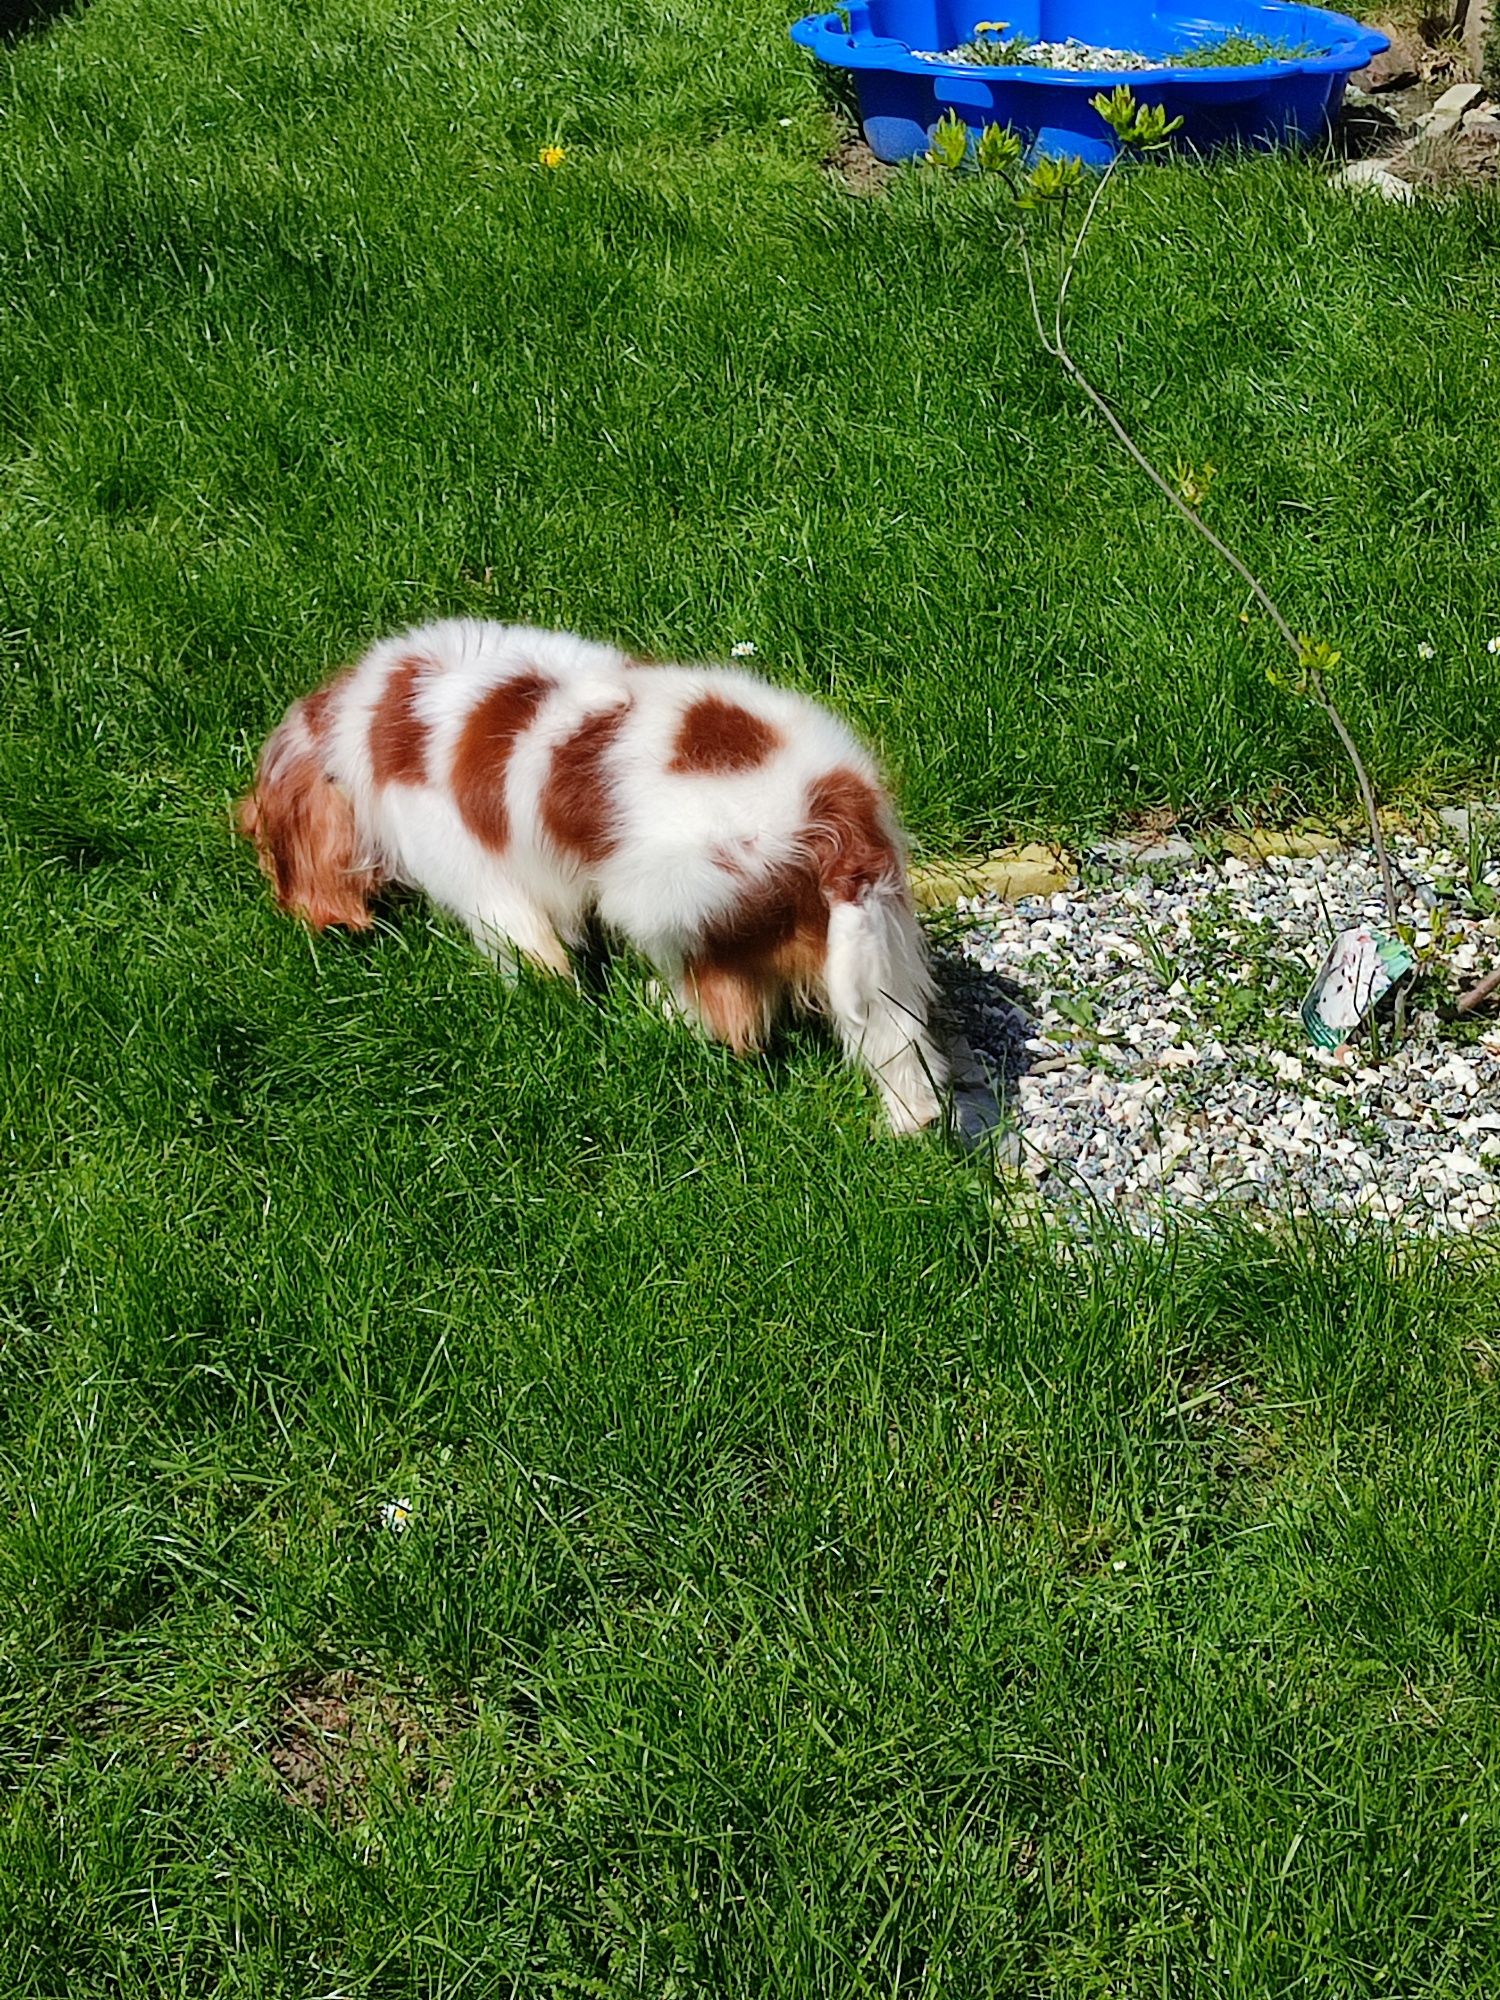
left=1324, top=95, right=1409, bottom=163
left=1, top=0, right=82, bottom=40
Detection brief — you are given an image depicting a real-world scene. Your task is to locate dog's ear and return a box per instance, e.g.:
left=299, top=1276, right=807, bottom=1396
left=237, top=742, right=381, bottom=931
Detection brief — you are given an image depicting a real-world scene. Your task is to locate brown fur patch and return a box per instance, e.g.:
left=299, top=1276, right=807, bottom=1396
left=300, top=670, right=352, bottom=747
left=451, top=672, right=553, bottom=853
left=685, top=961, right=778, bottom=1054
left=802, top=767, right=900, bottom=905
left=717, top=859, right=828, bottom=960
left=237, top=732, right=384, bottom=931
left=668, top=694, right=781, bottom=776
left=369, top=655, right=431, bottom=788
left=683, top=767, right=901, bottom=1041
left=686, top=860, right=826, bottom=1049
left=539, top=701, right=632, bottom=864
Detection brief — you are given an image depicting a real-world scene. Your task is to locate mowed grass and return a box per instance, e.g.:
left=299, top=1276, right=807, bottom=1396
left=5, top=0, right=1500, bottom=838
left=5, top=0, right=1500, bottom=1993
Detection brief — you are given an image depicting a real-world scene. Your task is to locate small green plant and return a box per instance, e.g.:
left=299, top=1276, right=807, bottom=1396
left=1134, top=924, right=1178, bottom=992
left=1329, top=1088, right=1386, bottom=1150
left=975, top=119, right=1024, bottom=175
left=1179, top=895, right=1310, bottom=1048
left=1375, top=902, right=1448, bottom=1054
left=924, top=107, right=970, bottom=170
left=946, top=20, right=1034, bottom=65
left=1173, top=459, right=1217, bottom=509
left=1090, top=84, right=1183, bottom=150
left=1170, top=33, right=1311, bottom=68
left=1013, top=151, right=1084, bottom=208
left=1051, top=990, right=1098, bottom=1031
left=1465, top=808, right=1498, bottom=917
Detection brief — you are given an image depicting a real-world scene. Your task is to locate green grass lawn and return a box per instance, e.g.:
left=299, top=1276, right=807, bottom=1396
left=6, top=1, right=1500, bottom=1992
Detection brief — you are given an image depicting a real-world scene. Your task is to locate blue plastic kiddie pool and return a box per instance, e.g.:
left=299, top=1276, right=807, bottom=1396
left=790, top=3, right=1387, bottom=164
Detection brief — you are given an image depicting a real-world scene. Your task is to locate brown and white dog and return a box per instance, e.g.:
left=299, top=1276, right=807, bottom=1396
left=238, top=619, right=948, bottom=1133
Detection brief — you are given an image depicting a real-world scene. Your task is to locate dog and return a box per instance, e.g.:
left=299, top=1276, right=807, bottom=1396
left=238, top=619, right=949, bottom=1134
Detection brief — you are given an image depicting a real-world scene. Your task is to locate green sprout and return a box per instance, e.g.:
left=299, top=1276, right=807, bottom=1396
left=1173, top=459, right=1216, bottom=508
left=1296, top=634, right=1343, bottom=677
left=1015, top=152, right=1084, bottom=208
left=975, top=121, right=1024, bottom=174
left=1267, top=635, right=1344, bottom=699
left=926, top=113, right=1023, bottom=177
left=925, top=108, right=969, bottom=171
left=1090, top=85, right=1183, bottom=150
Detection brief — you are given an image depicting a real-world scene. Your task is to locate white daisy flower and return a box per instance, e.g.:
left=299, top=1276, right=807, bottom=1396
left=379, top=1497, right=414, bottom=1533
left=730, top=641, right=757, bottom=658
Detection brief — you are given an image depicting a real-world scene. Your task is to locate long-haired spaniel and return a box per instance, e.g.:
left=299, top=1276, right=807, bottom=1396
left=238, top=620, right=949, bottom=1134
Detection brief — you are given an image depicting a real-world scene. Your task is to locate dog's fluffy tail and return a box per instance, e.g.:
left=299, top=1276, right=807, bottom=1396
left=822, top=883, right=947, bottom=1137
left=237, top=706, right=384, bottom=931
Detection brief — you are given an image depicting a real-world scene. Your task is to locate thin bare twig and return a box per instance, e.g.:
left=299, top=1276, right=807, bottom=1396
left=1016, top=209, right=1401, bottom=942
left=1457, top=965, right=1500, bottom=1016
left=1056, top=150, right=1123, bottom=327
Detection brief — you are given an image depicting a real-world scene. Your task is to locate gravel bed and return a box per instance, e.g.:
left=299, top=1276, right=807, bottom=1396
left=915, top=39, right=1169, bottom=71
left=912, top=36, right=1319, bottom=72
left=935, top=831, right=1500, bottom=1237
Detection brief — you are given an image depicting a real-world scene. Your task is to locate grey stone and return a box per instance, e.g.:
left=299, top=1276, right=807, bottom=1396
left=1432, top=80, right=1487, bottom=118
left=1090, top=834, right=1197, bottom=867
left=1439, top=802, right=1500, bottom=842
left=1135, top=837, right=1198, bottom=865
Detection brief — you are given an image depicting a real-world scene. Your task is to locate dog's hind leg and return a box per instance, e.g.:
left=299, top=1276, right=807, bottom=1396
left=678, top=960, right=776, bottom=1054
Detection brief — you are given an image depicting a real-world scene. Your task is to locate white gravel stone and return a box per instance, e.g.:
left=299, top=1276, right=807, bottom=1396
left=1334, top=161, right=1418, bottom=204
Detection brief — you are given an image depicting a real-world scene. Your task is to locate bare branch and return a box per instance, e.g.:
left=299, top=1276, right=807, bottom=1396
left=1306, top=668, right=1397, bottom=928
left=1017, top=233, right=1054, bottom=358
left=1456, top=965, right=1500, bottom=1016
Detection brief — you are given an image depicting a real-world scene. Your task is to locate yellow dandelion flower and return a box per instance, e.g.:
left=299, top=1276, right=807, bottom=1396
left=539, top=145, right=566, bottom=168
